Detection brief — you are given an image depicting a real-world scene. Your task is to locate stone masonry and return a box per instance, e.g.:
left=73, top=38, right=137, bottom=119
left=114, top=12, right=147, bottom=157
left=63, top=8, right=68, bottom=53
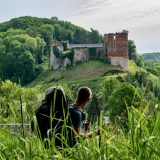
left=104, top=30, right=128, bottom=69
left=50, top=30, right=129, bottom=70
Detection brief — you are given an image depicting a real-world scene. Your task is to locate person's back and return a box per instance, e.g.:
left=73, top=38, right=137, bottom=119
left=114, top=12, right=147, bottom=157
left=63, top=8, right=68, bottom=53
left=33, top=86, right=96, bottom=148
left=69, top=104, right=86, bottom=132
left=33, top=86, right=76, bottom=148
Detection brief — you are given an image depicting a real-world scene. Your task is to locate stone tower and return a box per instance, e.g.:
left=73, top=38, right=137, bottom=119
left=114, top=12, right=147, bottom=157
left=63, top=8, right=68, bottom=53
left=104, top=30, right=128, bottom=69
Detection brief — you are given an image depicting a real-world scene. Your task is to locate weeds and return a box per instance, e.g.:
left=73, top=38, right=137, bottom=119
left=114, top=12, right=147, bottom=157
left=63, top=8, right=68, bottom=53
left=0, top=103, right=160, bottom=159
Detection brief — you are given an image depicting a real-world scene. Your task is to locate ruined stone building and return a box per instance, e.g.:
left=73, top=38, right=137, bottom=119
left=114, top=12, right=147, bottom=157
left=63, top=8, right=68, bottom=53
left=50, top=30, right=128, bottom=70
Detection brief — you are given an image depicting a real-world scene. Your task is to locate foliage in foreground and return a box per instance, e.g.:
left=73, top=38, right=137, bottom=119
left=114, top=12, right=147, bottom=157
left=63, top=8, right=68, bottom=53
left=0, top=104, right=160, bottom=159
left=0, top=74, right=160, bottom=159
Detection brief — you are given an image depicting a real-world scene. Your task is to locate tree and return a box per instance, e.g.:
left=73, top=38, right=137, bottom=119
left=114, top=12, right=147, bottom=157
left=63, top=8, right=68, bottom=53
left=128, top=40, right=144, bottom=67
left=3, top=52, right=17, bottom=80
left=53, top=24, right=61, bottom=41
left=89, top=28, right=103, bottom=44
left=26, top=28, right=39, bottom=37
left=35, top=37, right=45, bottom=64
left=128, top=40, right=136, bottom=59
left=0, top=44, right=5, bottom=54
left=17, top=51, right=35, bottom=84
left=24, top=37, right=38, bottom=53
left=39, top=24, right=54, bottom=55
left=51, top=16, right=58, bottom=21
left=73, top=29, right=81, bottom=44
left=0, top=28, right=47, bottom=84
left=107, top=82, right=141, bottom=121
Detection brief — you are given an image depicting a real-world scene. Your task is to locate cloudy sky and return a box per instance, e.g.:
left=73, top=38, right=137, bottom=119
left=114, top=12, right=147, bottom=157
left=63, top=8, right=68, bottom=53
left=0, top=0, right=160, bottom=53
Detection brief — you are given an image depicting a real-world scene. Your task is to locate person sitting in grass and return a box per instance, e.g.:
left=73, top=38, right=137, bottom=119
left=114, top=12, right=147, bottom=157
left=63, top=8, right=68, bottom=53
left=70, top=87, right=99, bottom=138
left=32, top=86, right=99, bottom=148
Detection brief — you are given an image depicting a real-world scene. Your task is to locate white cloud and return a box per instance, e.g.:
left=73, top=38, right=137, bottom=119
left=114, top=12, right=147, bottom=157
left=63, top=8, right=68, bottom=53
left=66, top=0, right=160, bottom=52
left=1, top=0, right=160, bottom=52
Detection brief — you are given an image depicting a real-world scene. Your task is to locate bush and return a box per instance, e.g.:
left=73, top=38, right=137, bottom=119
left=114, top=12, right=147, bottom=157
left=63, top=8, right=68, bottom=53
left=107, top=82, right=142, bottom=120
left=97, top=78, right=120, bottom=107
left=60, top=49, right=74, bottom=62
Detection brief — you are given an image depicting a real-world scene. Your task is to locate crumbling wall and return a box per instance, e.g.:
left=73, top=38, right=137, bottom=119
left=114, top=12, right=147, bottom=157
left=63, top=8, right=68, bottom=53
left=109, top=57, right=128, bottom=69
left=73, top=48, right=89, bottom=63
left=63, top=57, right=71, bottom=69
left=95, top=48, right=105, bottom=59
left=104, top=31, right=128, bottom=69
left=50, top=47, right=62, bottom=69
left=50, top=31, right=129, bottom=70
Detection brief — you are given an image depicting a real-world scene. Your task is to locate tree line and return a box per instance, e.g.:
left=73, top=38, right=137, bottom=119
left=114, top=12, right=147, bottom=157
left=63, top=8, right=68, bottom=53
left=0, top=16, right=103, bottom=85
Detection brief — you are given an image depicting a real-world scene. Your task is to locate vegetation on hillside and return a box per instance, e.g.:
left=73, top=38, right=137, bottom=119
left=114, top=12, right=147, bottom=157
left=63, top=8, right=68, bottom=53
left=0, top=16, right=103, bottom=44
left=0, top=16, right=145, bottom=85
left=141, top=52, right=160, bottom=78
left=142, top=52, right=160, bottom=62
left=0, top=65, right=160, bottom=159
left=128, top=40, right=144, bottom=67
left=0, top=16, right=103, bottom=85
left=29, top=60, right=124, bottom=87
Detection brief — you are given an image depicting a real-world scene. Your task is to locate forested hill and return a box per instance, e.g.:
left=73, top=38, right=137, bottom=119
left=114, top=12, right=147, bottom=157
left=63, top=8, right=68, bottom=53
left=142, top=52, right=160, bottom=62
left=0, top=16, right=103, bottom=44
left=0, top=16, right=102, bottom=85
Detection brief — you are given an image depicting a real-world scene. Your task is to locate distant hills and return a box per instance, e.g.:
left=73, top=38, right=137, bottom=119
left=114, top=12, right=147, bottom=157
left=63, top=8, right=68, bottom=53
left=142, top=52, right=160, bottom=62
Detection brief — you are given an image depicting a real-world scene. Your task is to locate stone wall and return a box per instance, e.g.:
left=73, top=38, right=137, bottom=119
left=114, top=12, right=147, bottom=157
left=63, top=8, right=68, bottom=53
left=104, top=31, right=128, bottom=69
left=63, top=57, right=71, bottom=69
left=73, top=48, right=89, bottom=63
left=104, top=31, right=128, bottom=57
left=50, top=44, right=104, bottom=69
left=50, top=47, right=61, bottom=69
left=109, top=57, right=128, bottom=69
left=95, top=47, right=105, bottom=59
left=50, top=31, right=129, bottom=70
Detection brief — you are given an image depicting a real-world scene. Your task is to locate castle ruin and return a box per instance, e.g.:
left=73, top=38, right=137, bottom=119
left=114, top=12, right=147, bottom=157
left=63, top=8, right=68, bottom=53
left=50, top=30, right=128, bottom=70
left=104, top=31, right=128, bottom=69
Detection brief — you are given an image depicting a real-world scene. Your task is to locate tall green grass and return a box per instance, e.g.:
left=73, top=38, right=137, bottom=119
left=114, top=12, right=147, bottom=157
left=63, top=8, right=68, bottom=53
left=0, top=103, right=160, bottom=159
left=1, top=79, right=160, bottom=159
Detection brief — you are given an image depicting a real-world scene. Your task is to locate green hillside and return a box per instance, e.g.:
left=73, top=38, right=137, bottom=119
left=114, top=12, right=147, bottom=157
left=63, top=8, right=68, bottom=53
left=29, top=60, right=124, bottom=88
left=30, top=60, right=147, bottom=86
left=142, top=52, right=160, bottom=62
left=0, top=16, right=103, bottom=85
left=0, top=16, right=141, bottom=86
left=0, top=16, right=102, bottom=44
left=1, top=59, right=160, bottom=159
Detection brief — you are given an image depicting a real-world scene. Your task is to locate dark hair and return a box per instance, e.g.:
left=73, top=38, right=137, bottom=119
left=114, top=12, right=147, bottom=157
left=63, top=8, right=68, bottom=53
left=77, top=87, right=92, bottom=104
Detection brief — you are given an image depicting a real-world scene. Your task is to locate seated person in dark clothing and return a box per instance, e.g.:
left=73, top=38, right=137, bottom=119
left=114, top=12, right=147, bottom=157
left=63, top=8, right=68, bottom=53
left=70, top=87, right=96, bottom=138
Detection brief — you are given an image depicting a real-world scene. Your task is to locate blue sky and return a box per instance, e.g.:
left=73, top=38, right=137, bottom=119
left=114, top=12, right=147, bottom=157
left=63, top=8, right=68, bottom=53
left=0, top=0, right=160, bottom=53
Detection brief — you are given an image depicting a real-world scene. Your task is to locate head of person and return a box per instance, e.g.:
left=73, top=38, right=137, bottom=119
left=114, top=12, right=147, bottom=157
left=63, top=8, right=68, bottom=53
left=76, top=87, right=92, bottom=108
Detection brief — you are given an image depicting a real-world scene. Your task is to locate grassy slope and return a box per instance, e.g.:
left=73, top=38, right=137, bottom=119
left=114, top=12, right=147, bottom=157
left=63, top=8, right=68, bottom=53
left=2, top=62, right=160, bottom=159
left=129, top=60, right=160, bottom=83
left=29, top=60, right=160, bottom=95
left=128, top=59, right=147, bottom=73
left=29, top=60, right=124, bottom=88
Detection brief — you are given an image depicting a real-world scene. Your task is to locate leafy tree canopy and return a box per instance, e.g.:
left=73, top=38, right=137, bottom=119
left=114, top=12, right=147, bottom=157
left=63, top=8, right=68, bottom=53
left=0, top=16, right=103, bottom=84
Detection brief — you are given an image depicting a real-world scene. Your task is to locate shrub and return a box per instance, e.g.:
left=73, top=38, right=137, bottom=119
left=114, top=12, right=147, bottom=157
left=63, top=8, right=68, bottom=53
left=60, top=49, right=74, bottom=62
left=107, top=82, right=142, bottom=120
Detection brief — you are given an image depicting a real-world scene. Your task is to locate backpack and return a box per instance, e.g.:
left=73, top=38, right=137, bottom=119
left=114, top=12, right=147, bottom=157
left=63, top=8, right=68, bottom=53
left=32, top=86, right=76, bottom=148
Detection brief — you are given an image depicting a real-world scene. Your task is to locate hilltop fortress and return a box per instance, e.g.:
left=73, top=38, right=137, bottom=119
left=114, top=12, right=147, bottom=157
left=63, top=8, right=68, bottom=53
left=50, top=30, right=128, bottom=70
